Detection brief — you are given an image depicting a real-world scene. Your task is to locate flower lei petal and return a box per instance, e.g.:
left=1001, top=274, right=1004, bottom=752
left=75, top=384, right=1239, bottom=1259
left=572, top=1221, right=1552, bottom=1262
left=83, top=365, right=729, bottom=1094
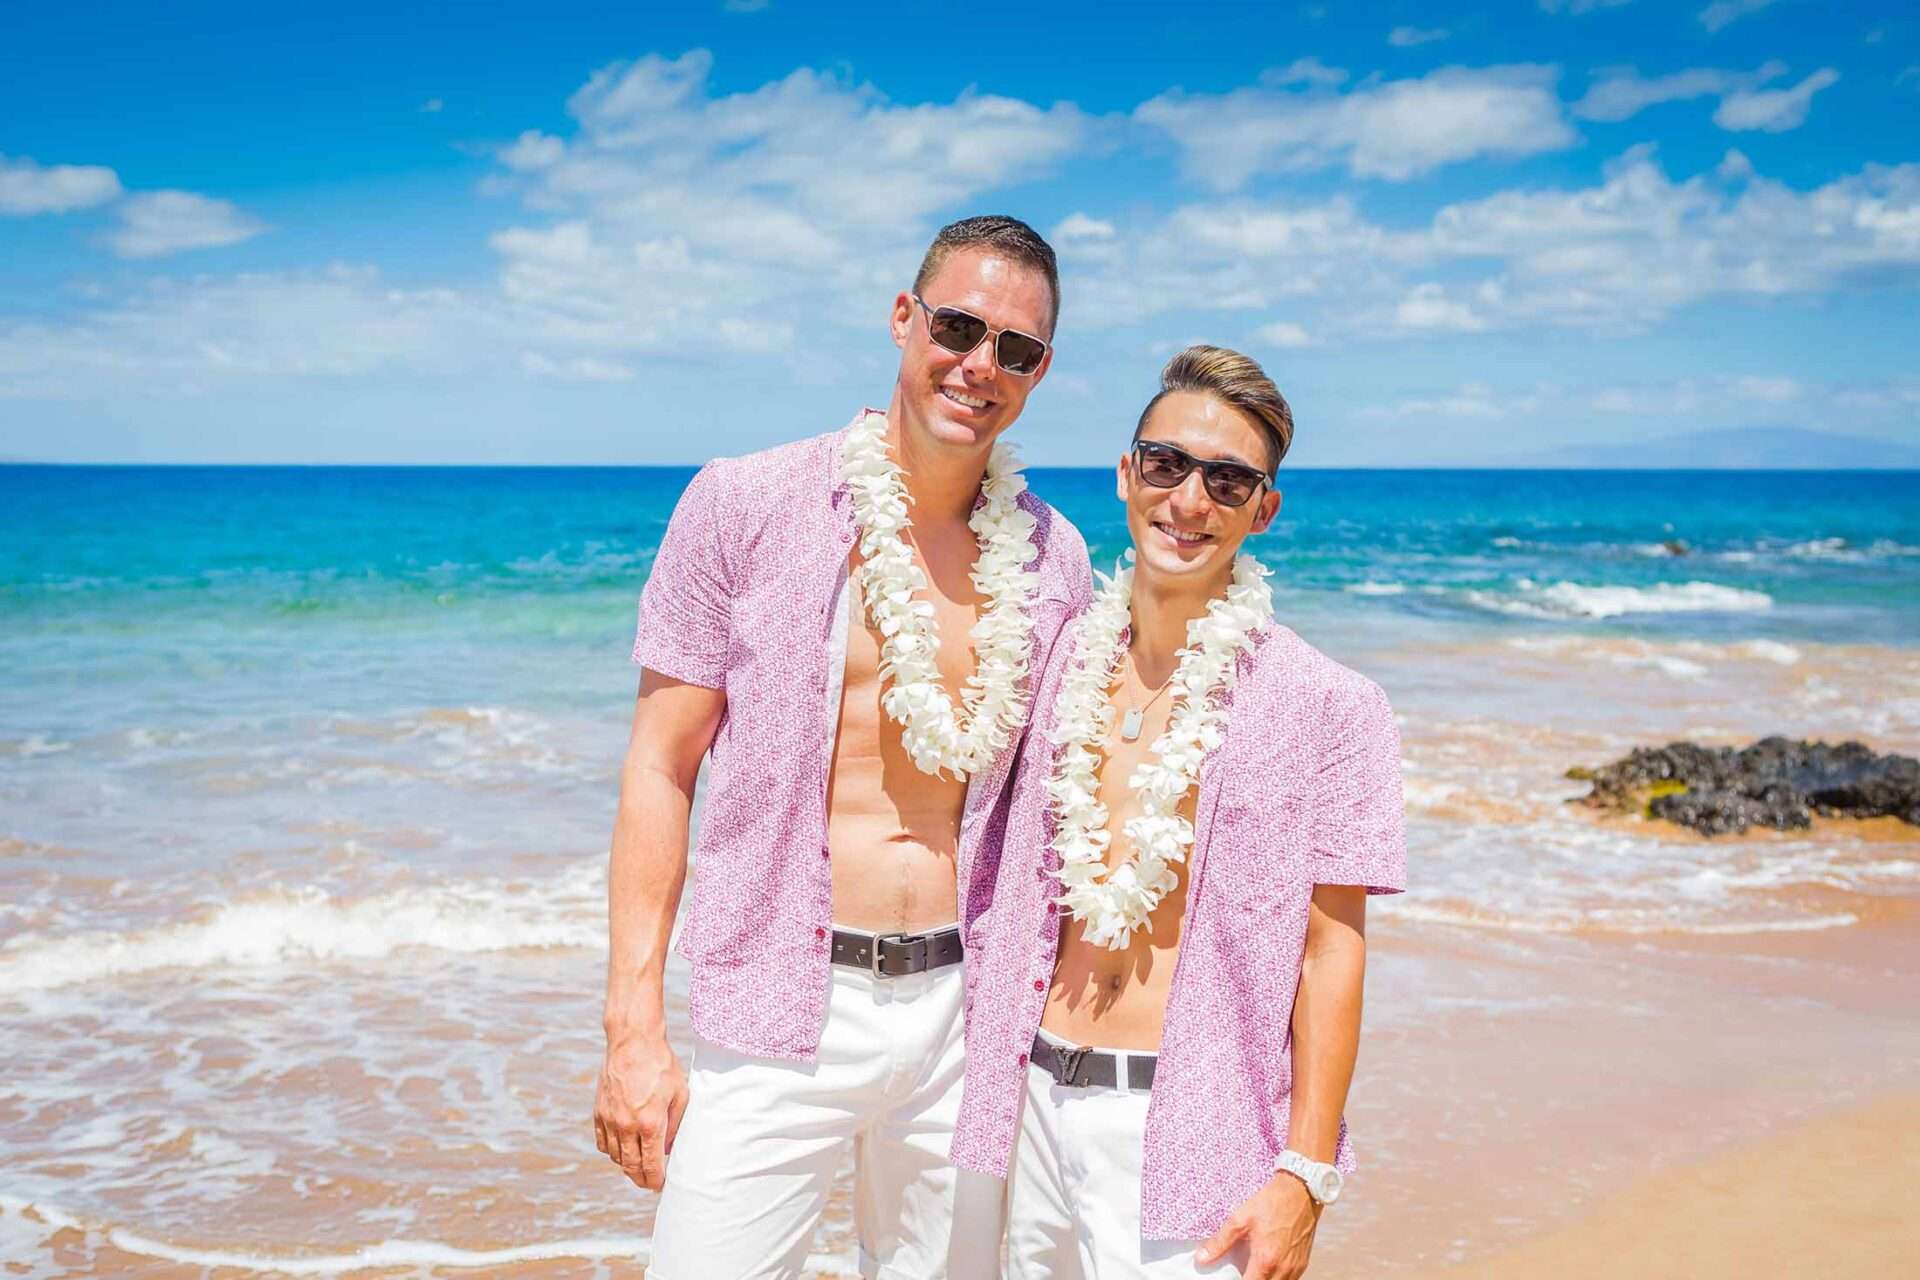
left=1048, top=553, right=1274, bottom=948
left=840, top=410, right=1041, bottom=779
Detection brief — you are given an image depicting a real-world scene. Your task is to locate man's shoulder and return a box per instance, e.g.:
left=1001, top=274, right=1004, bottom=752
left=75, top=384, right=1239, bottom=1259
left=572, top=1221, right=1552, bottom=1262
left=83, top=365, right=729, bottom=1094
left=1242, top=622, right=1390, bottom=712
left=1014, top=489, right=1093, bottom=604
left=702, top=427, right=840, bottom=488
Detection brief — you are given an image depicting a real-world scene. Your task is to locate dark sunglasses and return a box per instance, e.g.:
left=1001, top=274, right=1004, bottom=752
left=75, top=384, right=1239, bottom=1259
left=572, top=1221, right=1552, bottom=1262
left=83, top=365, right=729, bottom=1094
left=1132, top=440, right=1271, bottom=508
left=911, top=294, right=1050, bottom=376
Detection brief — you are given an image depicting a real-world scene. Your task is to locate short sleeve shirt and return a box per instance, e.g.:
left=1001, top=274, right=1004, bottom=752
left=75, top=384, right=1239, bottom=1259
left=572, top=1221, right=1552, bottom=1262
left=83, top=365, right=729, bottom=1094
left=632, top=414, right=1093, bottom=1061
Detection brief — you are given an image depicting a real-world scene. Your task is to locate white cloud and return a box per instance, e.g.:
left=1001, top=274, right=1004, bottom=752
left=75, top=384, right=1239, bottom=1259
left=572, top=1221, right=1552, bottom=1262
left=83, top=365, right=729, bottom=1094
left=486, top=49, right=1087, bottom=353
left=1391, top=283, right=1488, bottom=332
left=723, top=0, right=770, bottom=9
left=1054, top=212, right=1116, bottom=242
left=520, top=351, right=634, bottom=381
left=421, top=97, right=444, bottom=114
left=0, top=266, right=498, bottom=397
left=1266, top=57, right=1348, bottom=88
left=106, top=191, right=265, bottom=259
left=1573, top=62, right=1784, bottom=122
left=499, top=130, right=565, bottom=171
left=1136, top=64, right=1575, bottom=187
left=1538, top=0, right=1635, bottom=12
left=1388, top=26, right=1449, bottom=46
left=1061, top=145, right=1920, bottom=342
left=1698, top=0, right=1778, bottom=33
left=1713, top=68, right=1839, bottom=132
left=1254, top=321, right=1316, bottom=348
left=1362, top=381, right=1542, bottom=419
left=0, top=155, right=123, bottom=215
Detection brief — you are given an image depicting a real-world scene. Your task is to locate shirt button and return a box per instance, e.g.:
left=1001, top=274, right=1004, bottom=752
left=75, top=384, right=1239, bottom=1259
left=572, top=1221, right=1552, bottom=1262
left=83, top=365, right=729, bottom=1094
left=1045, top=902, right=1058, bottom=914
left=1032, top=979, right=1045, bottom=992
left=815, top=926, right=827, bottom=941
left=821, top=844, right=831, bottom=859
left=1017, top=1052, right=1028, bottom=1067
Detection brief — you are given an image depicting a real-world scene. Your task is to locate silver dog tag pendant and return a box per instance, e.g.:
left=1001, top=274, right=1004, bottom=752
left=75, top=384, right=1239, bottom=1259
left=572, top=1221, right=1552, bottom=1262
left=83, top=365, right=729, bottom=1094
left=1119, top=707, right=1145, bottom=742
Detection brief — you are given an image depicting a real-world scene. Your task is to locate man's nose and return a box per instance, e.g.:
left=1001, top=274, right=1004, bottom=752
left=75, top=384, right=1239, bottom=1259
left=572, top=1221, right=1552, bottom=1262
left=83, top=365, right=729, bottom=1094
left=1169, top=469, right=1213, bottom=519
left=960, top=332, right=999, bottom=380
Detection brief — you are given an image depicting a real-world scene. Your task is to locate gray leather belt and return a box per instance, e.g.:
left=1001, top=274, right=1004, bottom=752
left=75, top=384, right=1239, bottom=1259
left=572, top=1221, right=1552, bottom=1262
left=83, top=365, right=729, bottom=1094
left=1030, top=1032, right=1158, bottom=1090
left=830, top=926, right=964, bottom=978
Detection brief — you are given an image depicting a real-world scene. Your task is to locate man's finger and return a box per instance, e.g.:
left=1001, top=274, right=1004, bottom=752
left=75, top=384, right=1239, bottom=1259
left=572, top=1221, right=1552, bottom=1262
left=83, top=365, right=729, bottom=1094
left=664, top=1090, right=689, bottom=1155
left=1195, top=1214, right=1246, bottom=1265
left=639, top=1113, right=669, bottom=1191
left=593, top=1116, right=608, bottom=1156
left=612, top=1125, right=639, bottom=1172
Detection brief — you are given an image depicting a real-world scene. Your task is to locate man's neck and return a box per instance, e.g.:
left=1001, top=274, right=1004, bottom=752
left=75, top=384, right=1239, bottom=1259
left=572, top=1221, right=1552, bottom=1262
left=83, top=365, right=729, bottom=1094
left=1128, top=564, right=1236, bottom=684
left=884, top=397, right=991, bottom=527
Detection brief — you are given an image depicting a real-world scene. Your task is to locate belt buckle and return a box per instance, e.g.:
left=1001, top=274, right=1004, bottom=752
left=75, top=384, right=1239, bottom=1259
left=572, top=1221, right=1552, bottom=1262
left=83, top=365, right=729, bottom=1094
left=1057, top=1044, right=1092, bottom=1087
left=870, top=931, right=910, bottom=978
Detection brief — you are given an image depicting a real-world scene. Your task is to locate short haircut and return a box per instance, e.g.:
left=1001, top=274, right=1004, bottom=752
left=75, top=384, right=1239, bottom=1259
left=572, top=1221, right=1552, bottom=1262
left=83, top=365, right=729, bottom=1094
left=1132, top=344, right=1294, bottom=476
left=912, top=215, right=1061, bottom=336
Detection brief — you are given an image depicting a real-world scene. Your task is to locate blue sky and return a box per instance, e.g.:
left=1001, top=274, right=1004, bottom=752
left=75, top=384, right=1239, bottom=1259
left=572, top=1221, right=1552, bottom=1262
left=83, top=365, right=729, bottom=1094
left=2, top=0, right=1916, bottom=465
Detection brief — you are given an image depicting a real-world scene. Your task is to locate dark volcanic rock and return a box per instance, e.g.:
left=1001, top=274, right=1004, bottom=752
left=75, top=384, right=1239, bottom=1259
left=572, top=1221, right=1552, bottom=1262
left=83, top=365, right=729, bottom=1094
left=1570, top=736, right=1920, bottom=836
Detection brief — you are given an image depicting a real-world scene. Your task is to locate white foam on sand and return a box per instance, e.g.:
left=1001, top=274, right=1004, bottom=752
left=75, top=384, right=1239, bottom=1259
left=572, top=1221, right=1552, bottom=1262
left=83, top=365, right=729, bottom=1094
left=0, top=1194, right=656, bottom=1274
left=1346, top=581, right=1408, bottom=596
left=0, top=1192, right=866, bottom=1278
left=0, top=861, right=604, bottom=993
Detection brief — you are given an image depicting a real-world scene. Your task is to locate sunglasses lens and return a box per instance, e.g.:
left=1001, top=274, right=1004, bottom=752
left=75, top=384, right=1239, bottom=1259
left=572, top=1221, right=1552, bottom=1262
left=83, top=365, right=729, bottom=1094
left=1205, top=469, right=1262, bottom=507
left=927, top=308, right=987, bottom=356
left=1136, top=445, right=1191, bottom=488
left=996, top=331, right=1047, bottom=375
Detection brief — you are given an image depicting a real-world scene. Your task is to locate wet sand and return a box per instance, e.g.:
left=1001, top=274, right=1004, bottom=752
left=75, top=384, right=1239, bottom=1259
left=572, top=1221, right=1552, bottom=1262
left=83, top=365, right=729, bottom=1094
left=1384, top=1092, right=1920, bottom=1280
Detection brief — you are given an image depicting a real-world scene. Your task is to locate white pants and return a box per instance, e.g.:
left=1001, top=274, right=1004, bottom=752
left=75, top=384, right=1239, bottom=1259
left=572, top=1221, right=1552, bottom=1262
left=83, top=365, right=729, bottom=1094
left=648, top=955, right=1003, bottom=1280
left=1006, top=1030, right=1247, bottom=1279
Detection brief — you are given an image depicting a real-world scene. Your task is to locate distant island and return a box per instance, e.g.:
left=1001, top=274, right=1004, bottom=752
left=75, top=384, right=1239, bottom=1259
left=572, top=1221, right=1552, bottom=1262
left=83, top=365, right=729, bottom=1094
left=1499, top=427, right=1920, bottom=470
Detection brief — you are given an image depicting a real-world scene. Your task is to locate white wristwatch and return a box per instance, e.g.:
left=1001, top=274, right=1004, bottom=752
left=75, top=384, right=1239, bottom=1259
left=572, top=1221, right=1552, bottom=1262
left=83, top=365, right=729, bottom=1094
left=1274, top=1150, right=1344, bottom=1205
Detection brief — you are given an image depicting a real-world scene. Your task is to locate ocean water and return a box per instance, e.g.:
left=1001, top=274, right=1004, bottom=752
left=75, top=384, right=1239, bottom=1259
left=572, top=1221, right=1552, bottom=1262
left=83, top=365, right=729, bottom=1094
left=3, top=462, right=1919, bottom=1274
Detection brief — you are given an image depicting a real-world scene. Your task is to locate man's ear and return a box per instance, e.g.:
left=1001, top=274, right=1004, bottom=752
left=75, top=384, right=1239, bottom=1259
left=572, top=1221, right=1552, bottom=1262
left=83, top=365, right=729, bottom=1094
left=890, top=292, right=913, bottom=350
left=1249, top=487, right=1282, bottom=534
left=1115, top=452, right=1132, bottom=503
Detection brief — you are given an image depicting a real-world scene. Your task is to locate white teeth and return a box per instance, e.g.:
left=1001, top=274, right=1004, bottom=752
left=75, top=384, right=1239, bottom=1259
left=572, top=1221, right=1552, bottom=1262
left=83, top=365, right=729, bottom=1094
left=1156, top=522, right=1210, bottom=545
left=941, top=388, right=988, bottom=409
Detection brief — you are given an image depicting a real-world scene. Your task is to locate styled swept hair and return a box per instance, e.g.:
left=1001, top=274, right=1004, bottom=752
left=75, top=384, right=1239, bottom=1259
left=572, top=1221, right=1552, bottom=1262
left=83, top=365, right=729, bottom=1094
left=912, top=215, right=1060, bottom=335
left=1132, top=344, right=1294, bottom=475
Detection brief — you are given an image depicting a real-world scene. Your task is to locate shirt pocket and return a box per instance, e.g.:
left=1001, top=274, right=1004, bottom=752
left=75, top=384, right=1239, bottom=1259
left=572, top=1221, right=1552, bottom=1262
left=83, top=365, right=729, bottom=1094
left=1203, top=779, right=1317, bottom=916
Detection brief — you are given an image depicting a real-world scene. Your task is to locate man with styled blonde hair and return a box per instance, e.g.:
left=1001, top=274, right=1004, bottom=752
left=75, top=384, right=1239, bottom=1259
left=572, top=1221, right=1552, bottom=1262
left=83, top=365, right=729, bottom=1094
left=596, top=215, right=1091, bottom=1278
left=954, top=345, right=1406, bottom=1278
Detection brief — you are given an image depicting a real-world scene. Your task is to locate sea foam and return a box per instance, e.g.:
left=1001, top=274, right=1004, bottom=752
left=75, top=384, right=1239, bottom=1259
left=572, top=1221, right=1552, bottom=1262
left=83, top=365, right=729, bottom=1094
left=1467, top=579, right=1772, bottom=621
left=0, top=869, right=604, bottom=993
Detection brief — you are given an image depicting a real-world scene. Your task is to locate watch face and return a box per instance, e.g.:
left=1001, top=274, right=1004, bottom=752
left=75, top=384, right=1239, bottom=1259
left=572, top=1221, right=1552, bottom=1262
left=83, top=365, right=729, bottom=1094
left=1314, top=1167, right=1344, bottom=1203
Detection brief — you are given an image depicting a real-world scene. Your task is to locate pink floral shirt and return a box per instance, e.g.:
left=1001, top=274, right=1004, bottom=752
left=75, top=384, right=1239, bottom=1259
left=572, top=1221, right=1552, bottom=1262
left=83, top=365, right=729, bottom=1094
left=631, top=414, right=1091, bottom=1062
left=950, top=618, right=1407, bottom=1240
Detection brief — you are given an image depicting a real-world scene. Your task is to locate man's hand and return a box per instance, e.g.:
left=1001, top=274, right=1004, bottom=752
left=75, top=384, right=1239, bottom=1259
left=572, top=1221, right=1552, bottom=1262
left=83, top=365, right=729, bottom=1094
left=592, top=1032, right=688, bottom=1191
left=1195, top=1171, right=1322, bottom=1279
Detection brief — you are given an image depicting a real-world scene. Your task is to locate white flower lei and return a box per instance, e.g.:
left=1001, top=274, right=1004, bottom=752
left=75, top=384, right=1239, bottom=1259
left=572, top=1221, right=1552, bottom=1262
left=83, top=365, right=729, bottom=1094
left=840, top=410, right=1042, bottom=779
left=1046, top=553, right=1274, bottom=948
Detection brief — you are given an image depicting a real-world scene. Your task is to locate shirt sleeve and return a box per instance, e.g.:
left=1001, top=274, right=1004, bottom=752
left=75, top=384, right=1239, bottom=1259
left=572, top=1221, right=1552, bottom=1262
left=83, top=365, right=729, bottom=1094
left=1309, top=677, right=1407, bottom=894
left=631, top=459, right=735, bottom=690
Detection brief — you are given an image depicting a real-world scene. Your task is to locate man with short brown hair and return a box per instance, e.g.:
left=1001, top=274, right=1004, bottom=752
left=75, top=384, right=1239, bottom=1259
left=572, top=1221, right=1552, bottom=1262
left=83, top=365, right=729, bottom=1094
left=595, top=215, right=1091, bottom=1277
left=954, top=345, right=1405, bottom=1279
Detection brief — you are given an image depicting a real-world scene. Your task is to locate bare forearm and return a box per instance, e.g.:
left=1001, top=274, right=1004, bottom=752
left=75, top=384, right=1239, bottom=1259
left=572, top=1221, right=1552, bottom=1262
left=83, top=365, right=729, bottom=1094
left=603, top=765, right=692, bottom=1043
left=1285, top=928, right=1366, bottom=1163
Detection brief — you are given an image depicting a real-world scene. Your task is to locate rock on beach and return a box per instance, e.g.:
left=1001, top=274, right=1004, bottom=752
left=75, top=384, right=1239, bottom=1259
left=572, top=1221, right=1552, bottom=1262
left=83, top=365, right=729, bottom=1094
left=1569, top=737, right=1920, bottom=836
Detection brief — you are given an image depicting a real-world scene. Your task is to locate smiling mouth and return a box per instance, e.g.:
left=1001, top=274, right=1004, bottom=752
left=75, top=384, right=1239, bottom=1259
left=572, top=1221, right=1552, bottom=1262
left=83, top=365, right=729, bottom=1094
left=1153, top=521, right=1213, bottom=546
left=939, top=387, right=991, bottom=410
